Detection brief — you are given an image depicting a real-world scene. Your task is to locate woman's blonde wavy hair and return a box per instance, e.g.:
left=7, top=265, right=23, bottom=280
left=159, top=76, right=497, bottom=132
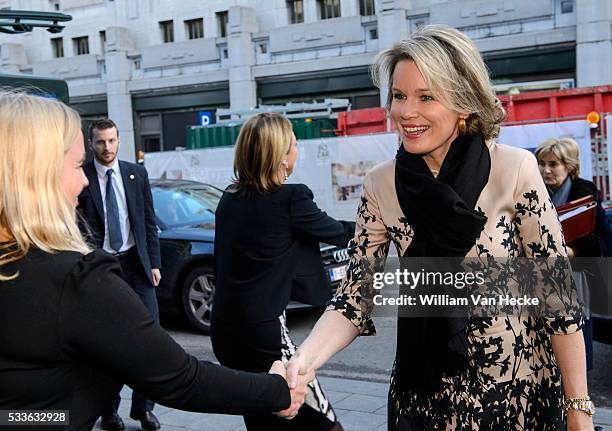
left=233, top=112, right=293, bottom=194
left=371, top=24, right=506, bottom=141
left=0, top=90, right=90, bottom=281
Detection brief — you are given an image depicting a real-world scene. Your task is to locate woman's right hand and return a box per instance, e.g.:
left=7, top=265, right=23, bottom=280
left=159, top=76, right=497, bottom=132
left=285, top=351, right=314, bottom=390
left=269, top=360, right=314, bottom=419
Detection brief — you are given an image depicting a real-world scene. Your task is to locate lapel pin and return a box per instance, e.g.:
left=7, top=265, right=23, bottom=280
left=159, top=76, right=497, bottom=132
left=130, top=174, right=135, bottom=180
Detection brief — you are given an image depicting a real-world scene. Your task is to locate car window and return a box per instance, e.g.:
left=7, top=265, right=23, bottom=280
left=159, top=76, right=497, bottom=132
left=152, top=184, right=221, bottom=227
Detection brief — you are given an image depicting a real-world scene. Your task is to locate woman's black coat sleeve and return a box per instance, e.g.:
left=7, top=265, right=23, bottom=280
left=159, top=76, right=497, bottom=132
left=59, top=251, right=291, bottom=415
left=289, top=184, right=355, bottom=246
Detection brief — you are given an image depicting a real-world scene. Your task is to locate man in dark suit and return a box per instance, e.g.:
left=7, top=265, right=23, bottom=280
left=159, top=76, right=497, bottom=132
left=77, top=119, right=162, bottom=431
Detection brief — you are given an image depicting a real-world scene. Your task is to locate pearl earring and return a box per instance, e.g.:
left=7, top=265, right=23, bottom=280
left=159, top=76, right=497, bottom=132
left=282, top=160, right=289, bottom=182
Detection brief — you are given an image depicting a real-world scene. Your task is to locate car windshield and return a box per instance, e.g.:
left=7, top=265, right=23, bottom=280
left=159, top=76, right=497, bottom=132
left=152, top=183, right=222, bottom=228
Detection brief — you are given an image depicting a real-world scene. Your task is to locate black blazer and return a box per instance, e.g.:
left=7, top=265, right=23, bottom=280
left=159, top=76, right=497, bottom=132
left=0, top=249, right=290, bottom=430
left=212, top=184, right=355, bottom=323
left=77, top=160, right=161, bottom=285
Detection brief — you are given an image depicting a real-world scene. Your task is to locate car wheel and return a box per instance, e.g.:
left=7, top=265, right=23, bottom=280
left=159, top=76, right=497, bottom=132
left=181, top=266, right=214, bottom=334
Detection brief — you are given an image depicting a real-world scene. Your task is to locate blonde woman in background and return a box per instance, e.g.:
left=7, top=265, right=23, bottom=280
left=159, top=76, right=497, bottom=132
left=535, top=137, right=612, bottom=259
left=536, top=137, right=612, bottom=374
left=0, top=91, right=312, bottom=430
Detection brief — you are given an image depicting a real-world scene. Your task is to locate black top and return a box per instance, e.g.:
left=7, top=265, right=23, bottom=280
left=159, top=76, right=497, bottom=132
left=213, top=184, right=355, bottom=323
left=0, top=248, right=290, bottom=430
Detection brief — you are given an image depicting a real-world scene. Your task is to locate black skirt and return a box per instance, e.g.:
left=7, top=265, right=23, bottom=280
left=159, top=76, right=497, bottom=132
left=211, top=313, right=338, bottom=431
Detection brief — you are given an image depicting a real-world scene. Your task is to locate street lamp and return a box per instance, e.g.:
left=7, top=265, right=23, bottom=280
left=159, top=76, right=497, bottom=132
left=0, top=10, right=71, bottom=34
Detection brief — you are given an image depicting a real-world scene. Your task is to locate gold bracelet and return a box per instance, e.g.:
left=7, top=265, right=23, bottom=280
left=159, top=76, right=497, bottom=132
left=565, top=396, right=590, bottom=402
left=563, top=396, right=595, bottom=416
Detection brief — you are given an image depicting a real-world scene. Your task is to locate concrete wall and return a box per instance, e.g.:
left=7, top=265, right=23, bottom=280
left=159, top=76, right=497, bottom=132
left=0, top=0, right=608, bottom=159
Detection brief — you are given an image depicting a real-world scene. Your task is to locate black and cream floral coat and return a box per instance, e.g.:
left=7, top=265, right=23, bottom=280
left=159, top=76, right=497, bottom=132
left=327, top=143, right=583, bottom=430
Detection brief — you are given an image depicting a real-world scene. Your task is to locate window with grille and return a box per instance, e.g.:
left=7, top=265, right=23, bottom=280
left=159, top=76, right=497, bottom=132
left=217, top=11, right=228, bottom=37
left=288, top=0, right=304, bottom=24
left=51, top=37, right=63, bottom=58
left=359, top=0, right=375, bottom=16
left=185, top=18, right=204, bottom=39
left=318, top=0, right=340, bottom=20
left=73, top=36, right=89, bottom=55
left=159, top=20, right=174, bottom=43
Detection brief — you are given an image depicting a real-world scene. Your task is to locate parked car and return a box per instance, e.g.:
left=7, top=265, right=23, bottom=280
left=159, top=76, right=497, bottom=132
left=151, top=179, right=351, bottom=334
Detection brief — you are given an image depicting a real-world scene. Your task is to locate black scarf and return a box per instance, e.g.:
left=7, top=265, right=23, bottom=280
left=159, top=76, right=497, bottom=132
left=393, top=132, right=490, bottom=395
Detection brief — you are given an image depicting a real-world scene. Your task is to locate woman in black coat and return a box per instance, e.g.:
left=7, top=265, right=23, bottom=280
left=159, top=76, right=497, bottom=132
left=536, top=137, right=612, bottom=371
left=211, top=113, right=355, bottom=431
left=0, top=91, right=311, bottom=431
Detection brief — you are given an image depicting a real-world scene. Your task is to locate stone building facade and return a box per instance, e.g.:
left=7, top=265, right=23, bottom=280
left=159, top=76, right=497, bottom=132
left=1, top=0, right=610, bottom=159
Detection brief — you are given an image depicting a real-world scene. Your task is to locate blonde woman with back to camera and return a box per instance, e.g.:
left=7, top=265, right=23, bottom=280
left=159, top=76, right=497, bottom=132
left=0, top=90, right=313, bottom=430
left=285, top=25, right=594, bottom=430
left=211, top=112, right=355, bottom=431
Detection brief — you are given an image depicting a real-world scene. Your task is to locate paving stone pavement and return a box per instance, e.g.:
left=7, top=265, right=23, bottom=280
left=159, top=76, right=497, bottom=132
left=94, top=376, right=611, bottom=431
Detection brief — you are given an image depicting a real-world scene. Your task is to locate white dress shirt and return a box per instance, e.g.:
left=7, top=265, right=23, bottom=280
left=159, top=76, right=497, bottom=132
left=93, top=159, right=136, bottom=254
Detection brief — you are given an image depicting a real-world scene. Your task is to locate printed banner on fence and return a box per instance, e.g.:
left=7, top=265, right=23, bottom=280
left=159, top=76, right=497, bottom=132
left=145, top=120, right=593, bottom=221
left=497, top=119, right=593, bottom=179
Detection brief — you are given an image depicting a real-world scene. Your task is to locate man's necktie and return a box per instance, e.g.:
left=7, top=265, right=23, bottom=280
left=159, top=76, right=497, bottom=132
left=105, top=169, right=123, bottom=252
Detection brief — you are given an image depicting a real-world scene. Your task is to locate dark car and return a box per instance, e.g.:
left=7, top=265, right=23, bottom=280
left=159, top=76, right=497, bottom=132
left=151, top=179, right=350, bottom=334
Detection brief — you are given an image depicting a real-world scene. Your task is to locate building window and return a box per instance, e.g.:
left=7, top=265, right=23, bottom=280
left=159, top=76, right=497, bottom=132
left=185, top=18, right=204, bottom=39
left=99, top=30, right=106, bottom=54
left=410, top=17, right=428, bottom=32
left=51, top=37, right=63, bottom=58
left=73, top=36, right=89, bottom=55
left=217, top=11, right=228, bottom=37
left=139, top=114, right=162, bottom=153
left=142, top=136, right=161, bottom=153
left=288, top=0, right=304, bottom=24
left=561, top=0, right=573, bottom=13
left=359, top=0, right=375, bottom=16
left=319, top=0, right=341, bottom=20
left=259, top=43, right=268, bottom=54
left=159, top=20, right=174, bottom=43
left=369, top=28, right=378, bottom=39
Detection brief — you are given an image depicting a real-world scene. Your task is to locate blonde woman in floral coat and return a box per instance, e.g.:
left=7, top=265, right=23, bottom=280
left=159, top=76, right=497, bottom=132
left=285, top=25, right=594, bottom=431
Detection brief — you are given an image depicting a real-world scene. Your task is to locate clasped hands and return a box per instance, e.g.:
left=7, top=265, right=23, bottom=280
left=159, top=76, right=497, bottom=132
left=268, top=354, right=313, bottom=420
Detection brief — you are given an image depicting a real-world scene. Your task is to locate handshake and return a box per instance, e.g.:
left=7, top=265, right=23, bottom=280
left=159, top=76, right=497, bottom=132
left=268, top=354, right=314, bottom=420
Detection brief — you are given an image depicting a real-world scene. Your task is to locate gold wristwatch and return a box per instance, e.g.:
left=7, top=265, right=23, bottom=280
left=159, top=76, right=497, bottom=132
left=563, top=396, right=595, bottom=416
